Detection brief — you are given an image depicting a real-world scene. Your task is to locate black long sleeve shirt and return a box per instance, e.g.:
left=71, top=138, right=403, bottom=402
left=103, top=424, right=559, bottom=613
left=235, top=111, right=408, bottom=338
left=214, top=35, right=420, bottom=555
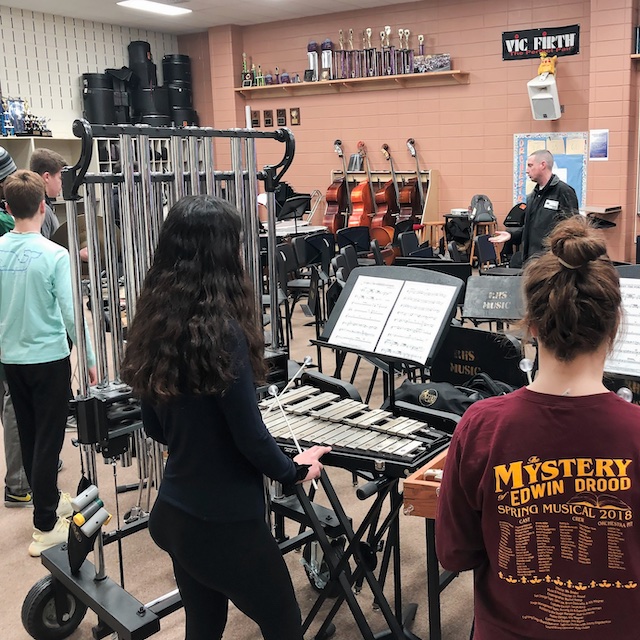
left=141, top=327, right=297, bottom=522
left=511, top=174, right=579, bottom=261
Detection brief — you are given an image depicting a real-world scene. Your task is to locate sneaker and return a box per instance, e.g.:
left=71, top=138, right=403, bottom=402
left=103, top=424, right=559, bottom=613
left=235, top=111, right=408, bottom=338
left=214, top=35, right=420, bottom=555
left=56, top=491, right=73, bottom=519
left=65, top=415, right=77, bottom=432
left=4, top=488, right=33, bottom=508
left=28, top=517, right=70, bottom=557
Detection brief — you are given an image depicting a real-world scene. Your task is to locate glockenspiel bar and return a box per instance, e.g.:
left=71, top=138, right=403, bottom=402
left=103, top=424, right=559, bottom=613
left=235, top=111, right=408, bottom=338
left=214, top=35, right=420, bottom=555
left=285, top=391, right=341, bottom=413
left=260, top=384, right=451, bottom=476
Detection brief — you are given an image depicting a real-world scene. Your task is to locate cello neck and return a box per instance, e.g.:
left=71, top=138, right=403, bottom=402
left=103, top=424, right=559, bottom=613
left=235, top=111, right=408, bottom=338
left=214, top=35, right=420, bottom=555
left=382, top=144, right=401, bottom=206
left=359, top=141, right=378, bottom=215
left=407, top=138, right=425, bottom=209
left=334, top=139, right=351, bottom=214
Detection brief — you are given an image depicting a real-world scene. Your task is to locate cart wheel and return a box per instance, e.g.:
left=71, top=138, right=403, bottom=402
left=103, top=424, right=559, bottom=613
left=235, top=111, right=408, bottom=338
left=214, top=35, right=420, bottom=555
left=22, top=575, right=87, bottom=640
left=302, top=537, right=345, bottom=597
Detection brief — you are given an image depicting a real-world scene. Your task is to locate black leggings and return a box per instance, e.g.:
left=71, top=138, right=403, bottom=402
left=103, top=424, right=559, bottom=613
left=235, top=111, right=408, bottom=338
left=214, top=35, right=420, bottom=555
left=149, top=498, right=303, bottom=640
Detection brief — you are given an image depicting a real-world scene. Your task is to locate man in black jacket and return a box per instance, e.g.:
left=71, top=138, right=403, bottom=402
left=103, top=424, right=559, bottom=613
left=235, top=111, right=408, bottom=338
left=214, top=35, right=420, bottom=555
left=491, top=150, right=578, bottom=264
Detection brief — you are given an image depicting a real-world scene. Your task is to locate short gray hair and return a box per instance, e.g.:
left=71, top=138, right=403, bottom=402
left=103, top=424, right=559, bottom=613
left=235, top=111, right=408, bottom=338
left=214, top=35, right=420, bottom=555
left=529, top=149, right=554, bottom=169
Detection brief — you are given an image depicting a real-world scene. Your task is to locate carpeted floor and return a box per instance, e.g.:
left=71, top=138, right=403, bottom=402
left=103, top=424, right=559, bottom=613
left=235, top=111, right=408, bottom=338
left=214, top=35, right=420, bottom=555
left=0, top=303, right=474, bottom=640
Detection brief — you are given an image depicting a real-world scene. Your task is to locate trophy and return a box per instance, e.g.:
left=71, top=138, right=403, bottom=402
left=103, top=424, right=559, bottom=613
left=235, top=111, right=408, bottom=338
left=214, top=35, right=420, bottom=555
left=381, top=25, right=395, bottom=75
left=364, top=27, right=377, bottom=77
left=397, top=29, right=413, bottom=75
left=336, top=30, right=349, bottom=79
left=307, top=41, right=320, bottom=82
left=320, top=39, right=334, bottom=80
left=241, top=53, right=253, bottom=87
left=348, top=28, right=362, bottom=79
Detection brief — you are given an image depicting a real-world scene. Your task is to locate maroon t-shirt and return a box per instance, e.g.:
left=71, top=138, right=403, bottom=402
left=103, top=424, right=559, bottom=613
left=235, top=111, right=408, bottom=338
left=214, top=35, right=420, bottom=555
left=436, top=388, right=640, bottom=639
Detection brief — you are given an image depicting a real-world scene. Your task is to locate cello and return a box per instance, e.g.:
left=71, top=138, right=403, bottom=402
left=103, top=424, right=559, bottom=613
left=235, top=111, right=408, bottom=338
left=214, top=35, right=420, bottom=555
left=372, top=145, right=399, bottom=229
left=398, top=138, right=425, bottom=223
left=348, top=141, right=375, bottom=228
left=370, top=144, right=400, bottom=251
left=323, top=140, right=351, bottom=234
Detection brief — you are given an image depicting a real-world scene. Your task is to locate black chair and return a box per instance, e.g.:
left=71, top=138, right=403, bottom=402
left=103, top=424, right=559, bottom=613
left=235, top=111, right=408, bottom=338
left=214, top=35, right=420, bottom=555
left=276, top=243, right=311, bottom=331
left=475, top=234, right=499, bottom=272
left=370, top=239, right=385, bottom=266
left=262, top=288, right=291, bottom=349
left=398, top=231, right=434, bottom=258
left=336, top=226, right=371, bottom=256
left=340, top=244, right=375, bottom=271
left=304, top=232, right=335, bottom=281
left=330, top=253, right=350, bottom=281
left=448, top=240, right=463, bottom=263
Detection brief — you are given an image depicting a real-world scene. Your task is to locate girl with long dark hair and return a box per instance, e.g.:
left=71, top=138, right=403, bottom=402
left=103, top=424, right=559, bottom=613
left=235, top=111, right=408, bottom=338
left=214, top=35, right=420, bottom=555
left=122, top=195, right=329, bottom=640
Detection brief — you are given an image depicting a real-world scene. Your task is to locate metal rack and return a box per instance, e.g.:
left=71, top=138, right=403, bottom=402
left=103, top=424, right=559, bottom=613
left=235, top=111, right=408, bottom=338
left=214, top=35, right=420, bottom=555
left=22, top=119, right=295, bottom=640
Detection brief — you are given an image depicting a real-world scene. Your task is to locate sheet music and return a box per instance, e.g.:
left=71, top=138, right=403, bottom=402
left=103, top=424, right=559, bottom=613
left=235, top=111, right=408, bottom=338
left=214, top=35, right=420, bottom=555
left=605, top=278, right=640, bottom=377
left=328, top=276, right=404, bottom=351
left=327, top=274, right=457, bottom=365
left=376, top=282, right=457, bottom=364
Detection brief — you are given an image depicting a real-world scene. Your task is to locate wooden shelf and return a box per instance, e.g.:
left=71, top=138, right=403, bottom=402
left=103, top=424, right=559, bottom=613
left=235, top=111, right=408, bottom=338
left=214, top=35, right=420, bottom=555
left=234, top=70, right=469, bottom=99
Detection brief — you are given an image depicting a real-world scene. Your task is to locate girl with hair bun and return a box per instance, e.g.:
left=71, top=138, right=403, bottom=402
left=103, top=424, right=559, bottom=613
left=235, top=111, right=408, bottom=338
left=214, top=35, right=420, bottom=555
left=436, top=216, right=640, bottom=639
left=122, top=195, right=329, bottom=640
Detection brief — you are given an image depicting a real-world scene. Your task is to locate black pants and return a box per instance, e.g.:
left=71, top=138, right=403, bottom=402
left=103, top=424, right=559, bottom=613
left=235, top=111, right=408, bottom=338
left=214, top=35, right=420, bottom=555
left=4, top=358, right=70, bottom=531
left=149, top=498, right=303, bottom=640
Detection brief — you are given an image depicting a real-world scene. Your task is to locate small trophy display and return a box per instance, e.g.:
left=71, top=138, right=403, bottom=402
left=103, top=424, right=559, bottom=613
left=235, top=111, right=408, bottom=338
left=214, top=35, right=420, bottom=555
left=320, top=39, right=334, bottom=80
left=307, top=41, right=320, bottom=82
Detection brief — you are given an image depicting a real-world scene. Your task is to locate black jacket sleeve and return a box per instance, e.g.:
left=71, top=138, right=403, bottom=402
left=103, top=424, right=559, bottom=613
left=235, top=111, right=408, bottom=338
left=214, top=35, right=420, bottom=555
left=218, top=328, right=298, bottom=485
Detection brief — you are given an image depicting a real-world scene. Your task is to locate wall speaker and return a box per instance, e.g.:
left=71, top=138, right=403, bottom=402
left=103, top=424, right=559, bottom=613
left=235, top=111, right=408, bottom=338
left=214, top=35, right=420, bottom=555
left=527, top=74, right=561, bottom=120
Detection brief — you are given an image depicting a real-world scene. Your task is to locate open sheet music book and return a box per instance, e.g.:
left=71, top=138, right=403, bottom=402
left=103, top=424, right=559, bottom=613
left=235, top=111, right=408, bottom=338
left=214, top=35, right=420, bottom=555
left=605, top=277, right=640, bottom=378
left=323, top=269, right=461, bottom=367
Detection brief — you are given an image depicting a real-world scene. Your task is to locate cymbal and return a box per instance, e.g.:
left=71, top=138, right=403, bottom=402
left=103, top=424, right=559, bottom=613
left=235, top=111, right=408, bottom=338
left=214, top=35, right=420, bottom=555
left=51, top=214, right=122, bottom=263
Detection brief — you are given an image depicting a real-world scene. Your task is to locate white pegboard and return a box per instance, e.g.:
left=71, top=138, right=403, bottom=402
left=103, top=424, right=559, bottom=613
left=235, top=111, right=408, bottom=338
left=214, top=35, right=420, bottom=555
left=0, top=6, right=178, bottom=137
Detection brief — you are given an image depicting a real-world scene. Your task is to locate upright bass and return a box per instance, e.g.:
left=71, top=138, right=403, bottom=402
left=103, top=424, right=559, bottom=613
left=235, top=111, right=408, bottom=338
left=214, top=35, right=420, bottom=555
left=348, top=141, right=375, bottom=228
left=323, top=140, right=351, bottom=234
left=398, top=138, right=425, bottom=223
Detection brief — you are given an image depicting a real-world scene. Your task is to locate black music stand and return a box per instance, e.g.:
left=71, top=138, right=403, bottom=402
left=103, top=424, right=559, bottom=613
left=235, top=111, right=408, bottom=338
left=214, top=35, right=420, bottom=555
left=306, top=266, right=462, bottom=639
left=320, top=266, right=463, bottom=408
left=277, top=194, right=311, bottom=235
left=461, top=274, right=524, bottom=330
left=604, top=269, right=640, bottom=397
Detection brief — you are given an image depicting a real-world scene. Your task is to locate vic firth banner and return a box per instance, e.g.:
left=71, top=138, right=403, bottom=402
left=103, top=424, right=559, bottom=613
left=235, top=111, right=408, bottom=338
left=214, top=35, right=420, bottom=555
left=502, top=25, right=580, bottom=60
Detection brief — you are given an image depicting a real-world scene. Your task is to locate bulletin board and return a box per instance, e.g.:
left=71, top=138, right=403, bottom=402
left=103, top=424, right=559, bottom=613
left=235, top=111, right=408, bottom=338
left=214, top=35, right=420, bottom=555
left=513, top=132, right=588, bottom=208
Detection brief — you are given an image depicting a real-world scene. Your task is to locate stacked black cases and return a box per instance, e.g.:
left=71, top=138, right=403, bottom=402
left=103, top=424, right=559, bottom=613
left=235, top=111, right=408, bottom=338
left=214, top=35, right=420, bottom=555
left=82, top=73, right=116, bottom=125
left=163, top=54, right=198, bottom=126
left=129, top=41, right=170, bottom=125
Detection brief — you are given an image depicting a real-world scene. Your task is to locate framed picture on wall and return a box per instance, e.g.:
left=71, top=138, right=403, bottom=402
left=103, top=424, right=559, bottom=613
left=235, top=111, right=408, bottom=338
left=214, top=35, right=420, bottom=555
left=263, top=110, right=274, bottom=127
left=251, top=110, right=261, bottom=127
left=276, top=109, right=287, bottom=127
left=290, top=107, right=301, bottom=126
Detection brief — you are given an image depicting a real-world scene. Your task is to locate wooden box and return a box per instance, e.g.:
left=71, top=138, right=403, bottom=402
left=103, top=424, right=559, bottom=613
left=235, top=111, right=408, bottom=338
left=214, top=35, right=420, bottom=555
left=403, top=448, right=448, bottom=520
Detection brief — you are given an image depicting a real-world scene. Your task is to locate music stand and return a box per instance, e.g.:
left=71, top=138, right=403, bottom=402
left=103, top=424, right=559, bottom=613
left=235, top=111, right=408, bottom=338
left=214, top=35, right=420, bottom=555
left=605, top=270, right=640, bottom=397
left=277, top=194, right=311, bottom=235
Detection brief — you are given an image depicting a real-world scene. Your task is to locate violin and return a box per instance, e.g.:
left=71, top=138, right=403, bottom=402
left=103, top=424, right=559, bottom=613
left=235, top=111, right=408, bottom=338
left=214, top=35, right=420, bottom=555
left=323, top=140, right=349, bottom=234
left=348, top=141, right=375, bottom=228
